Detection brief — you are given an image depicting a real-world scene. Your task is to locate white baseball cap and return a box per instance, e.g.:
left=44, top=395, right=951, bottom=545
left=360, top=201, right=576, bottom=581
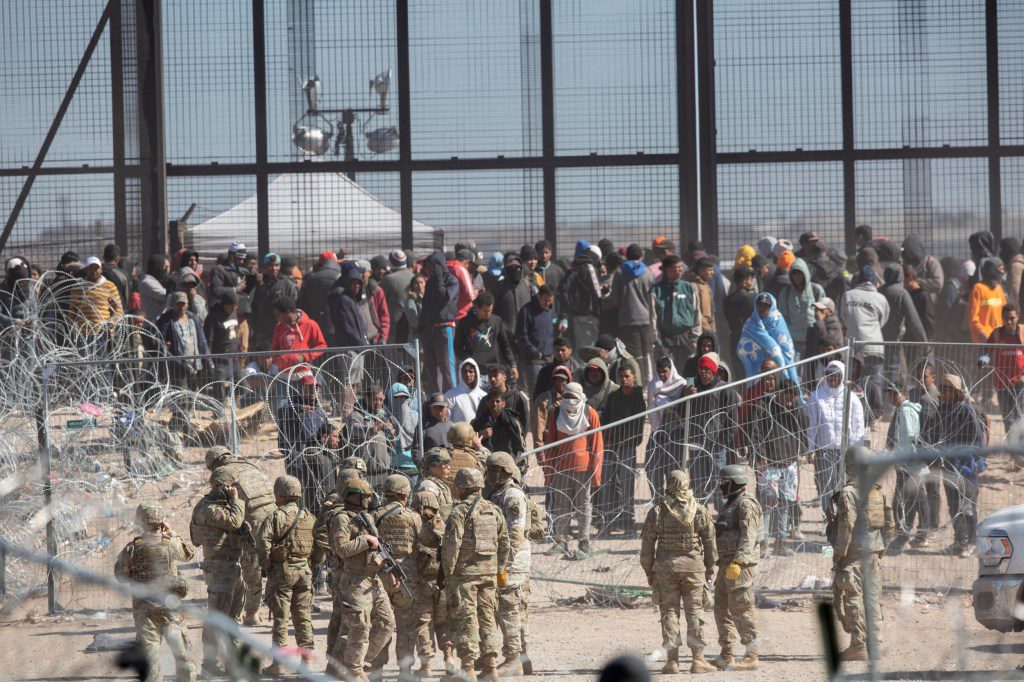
left=5, top=257, right=24, bottom=270
left=84, top=256, right=102, bottom=268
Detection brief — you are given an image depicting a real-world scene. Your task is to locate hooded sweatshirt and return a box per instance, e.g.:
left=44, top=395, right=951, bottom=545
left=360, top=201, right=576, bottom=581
left=495, top=262, right=533, bottom=333
left=611, top=259, right=656, bottom=327
left=880, top=263, right=927, bottom=342
left=778, top=258, right=824, bottom=344
left=271, top=309, right=327, bottom=372
left=445, top=358, right=487, bottom=423
left=901, top=235, right=944, bottom=301
left=968, top=262, right=1006, bottom=343
left=328, top=267, right=370, bottom=346
left=583, top=357, right=618, bottom=412
left=1000, top=238, right=1024, bottom=309
left=840, top=275, right=890, bottom=357
left=805, top=361, right=866, bottom=450
left=420, top=252, right=460, bottom=327
left=298, top=259, right=341, bottom=338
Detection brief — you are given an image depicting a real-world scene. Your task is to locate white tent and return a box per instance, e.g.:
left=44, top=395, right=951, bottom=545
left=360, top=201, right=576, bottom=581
left=184, top=172, right=442, bottom=261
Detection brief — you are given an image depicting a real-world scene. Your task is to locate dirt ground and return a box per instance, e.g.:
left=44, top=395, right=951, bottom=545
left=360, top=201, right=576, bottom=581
left=3, top=587, right=1023, bottom=680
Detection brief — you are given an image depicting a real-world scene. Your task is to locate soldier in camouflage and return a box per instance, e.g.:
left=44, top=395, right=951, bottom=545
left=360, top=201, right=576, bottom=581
left=190, top=467, right=246, bottom=675
left=257, top=475, right=317, bottom=675
left=639, top=470, right=718, bottom=674
left=712, top=464, right=763, bottom=671
left=205, top=445, right=275, bottom=626
left=327, top=478, right=397, bottom=681
left=412, top=447, right=457, bottom=674
left=446, top=424, right=487, bottom=487
left=114, top=503, right=196, bottom=682
left=485, top=452, right=532, bottom=675
left=831, top=445, right=895, bottom=662
left=441, top=467, right=510, bottom=681
left=367, top=474, right=423, bottom=680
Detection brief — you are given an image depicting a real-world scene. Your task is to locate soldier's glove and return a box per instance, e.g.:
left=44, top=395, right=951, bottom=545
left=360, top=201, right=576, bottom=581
left=725, top=562, right=742, bottom=581
left=497, top=570, right=508, bottom=589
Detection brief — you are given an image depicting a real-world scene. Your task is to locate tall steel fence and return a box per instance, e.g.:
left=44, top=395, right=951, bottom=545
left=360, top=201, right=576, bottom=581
left=4, top=2, right=1023, bottom=269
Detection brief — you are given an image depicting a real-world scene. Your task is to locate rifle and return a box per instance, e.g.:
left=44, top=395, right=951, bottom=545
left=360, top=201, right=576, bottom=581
left=356, top=511, right=412, bottom=598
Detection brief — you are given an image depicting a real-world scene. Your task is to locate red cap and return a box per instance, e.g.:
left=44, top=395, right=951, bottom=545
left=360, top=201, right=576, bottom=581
left=300, top=374, right=318, bottom=386
left=319, top=251, right=337, bottom=264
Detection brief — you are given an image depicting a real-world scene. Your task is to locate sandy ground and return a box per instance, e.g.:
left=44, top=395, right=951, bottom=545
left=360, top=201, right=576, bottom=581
left=3, top=588, right=1024, bottom=680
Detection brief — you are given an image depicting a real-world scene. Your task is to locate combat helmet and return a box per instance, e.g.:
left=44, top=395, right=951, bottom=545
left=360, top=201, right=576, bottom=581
left=453, top=467, right=484, bottom=491
left=273, top=475, right=302, bottom=499
left=340, top=456, right=367, bottom=474
left=448, top=422, right=476, bottom=448
left=135, top=502, right=165, bottom=527
left=424, top=447, right=452, bottom=469
left=383, top=474, right=412, bottom=497
left=719, top=464, right=749, bottom=487
left=204, top=445, right=234, bottom=470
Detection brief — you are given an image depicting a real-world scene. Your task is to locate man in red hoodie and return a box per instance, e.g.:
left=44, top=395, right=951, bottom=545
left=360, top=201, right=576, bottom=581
left=271, top=296, right=327, bottom=373
left=984, top=303, right=1024, bottom=426
left=448, top=248, right=477, bottom=323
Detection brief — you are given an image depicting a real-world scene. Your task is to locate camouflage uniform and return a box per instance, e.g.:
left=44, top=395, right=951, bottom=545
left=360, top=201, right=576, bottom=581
left=441, top=468, right=510, bottom=679
left=256, top=476, right=317, bottom=671
left=411, top=449, right=456, bottom=669
left=190, top=469, right=246, bottom=671
left=206, top=447, right=275, bottom=624
left=640, top=470, right=717, bottom=674
left=446, top=423, right=487, bottom=488
left=328, top=480, right=396, bottom=680
left=114, top=503, right=196, bottom=682
left=831, top=447, right=895, bottom=660
left=367, top=475, right=423, bottom=675
left=486, top=452, right=532, bottom=671
left=713, top=465, right=762, bottom=670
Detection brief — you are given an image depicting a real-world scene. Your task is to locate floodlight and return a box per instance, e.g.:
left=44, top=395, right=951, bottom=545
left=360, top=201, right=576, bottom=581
left=292, top=115, right=334, bottom=155
left=370, top=69, right=392, bottom=109
left=365, top=127, right=399, bottom=154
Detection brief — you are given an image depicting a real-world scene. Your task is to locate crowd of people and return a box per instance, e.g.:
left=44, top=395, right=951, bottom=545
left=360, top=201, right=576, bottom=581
left=13, top=226, right=1022, bottom=678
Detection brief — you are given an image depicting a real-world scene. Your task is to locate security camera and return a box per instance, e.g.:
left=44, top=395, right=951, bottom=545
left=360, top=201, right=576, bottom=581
left=370, top=69, right=391, bottom=109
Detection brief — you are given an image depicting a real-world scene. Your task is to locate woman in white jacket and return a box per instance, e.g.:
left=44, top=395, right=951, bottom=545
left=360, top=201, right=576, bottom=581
left=805, top=360, right=865, bottom=514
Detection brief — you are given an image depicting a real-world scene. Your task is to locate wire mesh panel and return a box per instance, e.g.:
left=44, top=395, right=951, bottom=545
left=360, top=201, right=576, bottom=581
left=852, top=0, right=988, bottom=150
left=855, top=158, right=990, bottom=260
left=714, top=0, right=842, bottom=153
left=169, top=174, right=256, bottom=261
left=0, top=174, right=116, bottom=268
left=1003, top=157, right=1024, bottom=238
left=716, top=162, right=844, bottom=261
left=999, top=0, right=1024, bottom=145
left=162, top=0, right=255, bottom=164
left=554, top=165, right=679, bottom=259
left=0, top=0, right=114, bottom=169
left=551, top=0, right=677, bottom=155
left=411, top=169, right=543, bottom=256
left=409, top=0, right=541, bottom=159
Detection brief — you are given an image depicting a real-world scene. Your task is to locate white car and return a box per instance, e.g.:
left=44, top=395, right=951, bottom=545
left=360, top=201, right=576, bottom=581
left=973, top=504, right=1024, bottom=632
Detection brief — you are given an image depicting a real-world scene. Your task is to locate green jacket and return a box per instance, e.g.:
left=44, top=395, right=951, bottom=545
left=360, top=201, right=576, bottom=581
left=651, top=277, right=700, bottom=338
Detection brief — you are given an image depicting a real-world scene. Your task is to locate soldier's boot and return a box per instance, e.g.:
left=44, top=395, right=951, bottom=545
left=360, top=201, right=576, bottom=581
left=325, top=660, right=346, bottom=679
left=458, top=659, right=479, bottom=682
left=199, top=662, right=223, bottom=679
left=479, top=654, right=500, bottom=682
left=841, top=644, right=868, bottom=662
left=660, top=647, right=679, bottom=674
left=366, top=664, right=385, bottom=682
left=261, top=662, right=288, bottom=677
left=344, top=666, right=371, bottom=682
left=497, top=655, right=523, bottom=675
left=732, top=648, right=759, bottom=671
left=416, top=659, right=434, bottom=678
left=443, top=646, right=459, bottom=675
left=712, top=647, right=733, bottom=671
left=397, top=661, right=417, bottom=682
left=689, top=650, right=716, bottom=674
left=242, top=609, right=262, bottom=627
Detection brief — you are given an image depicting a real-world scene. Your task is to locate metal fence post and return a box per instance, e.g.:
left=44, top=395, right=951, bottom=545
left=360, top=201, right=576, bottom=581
left=0, top=541, right=6, bottom=601
left=40, top=365, right=57, bottom=614
left=413, top=339, right=425, bottom=461
left=840, top=341, right=854, bottom=458
left=228, top=356, right=239, bottom=454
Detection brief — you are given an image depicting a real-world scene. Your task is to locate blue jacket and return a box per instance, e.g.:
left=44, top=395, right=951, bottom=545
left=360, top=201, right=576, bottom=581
left=420, top=252, right=460, bottom=326
left=516, top=298, right=554, bottom=361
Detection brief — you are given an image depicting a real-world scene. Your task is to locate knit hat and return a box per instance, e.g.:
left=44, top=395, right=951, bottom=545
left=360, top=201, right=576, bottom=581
left=370, top=255, right=390, bottom=272
left=263, top=252, right=280, bottom=265
left=552, top=365, right=572, bottom=382
left=855, top=264, right=878, bottom=287
left=169, top=291, right=188, bottom=305
left=229, top=241, right=246, bottom=255
left=697, top=354, right=719, bottom=373
left=776, top=250, right=796, bottom=270
left=487, top=252, right=504, bottom=277
left=771, top=239, right=794, bottom=259
left=389, top=249, right=408, bottom=268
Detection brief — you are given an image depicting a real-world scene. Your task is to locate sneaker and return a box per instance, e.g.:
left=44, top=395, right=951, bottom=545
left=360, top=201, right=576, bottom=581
left=909, top=536, right=930, bottom=549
